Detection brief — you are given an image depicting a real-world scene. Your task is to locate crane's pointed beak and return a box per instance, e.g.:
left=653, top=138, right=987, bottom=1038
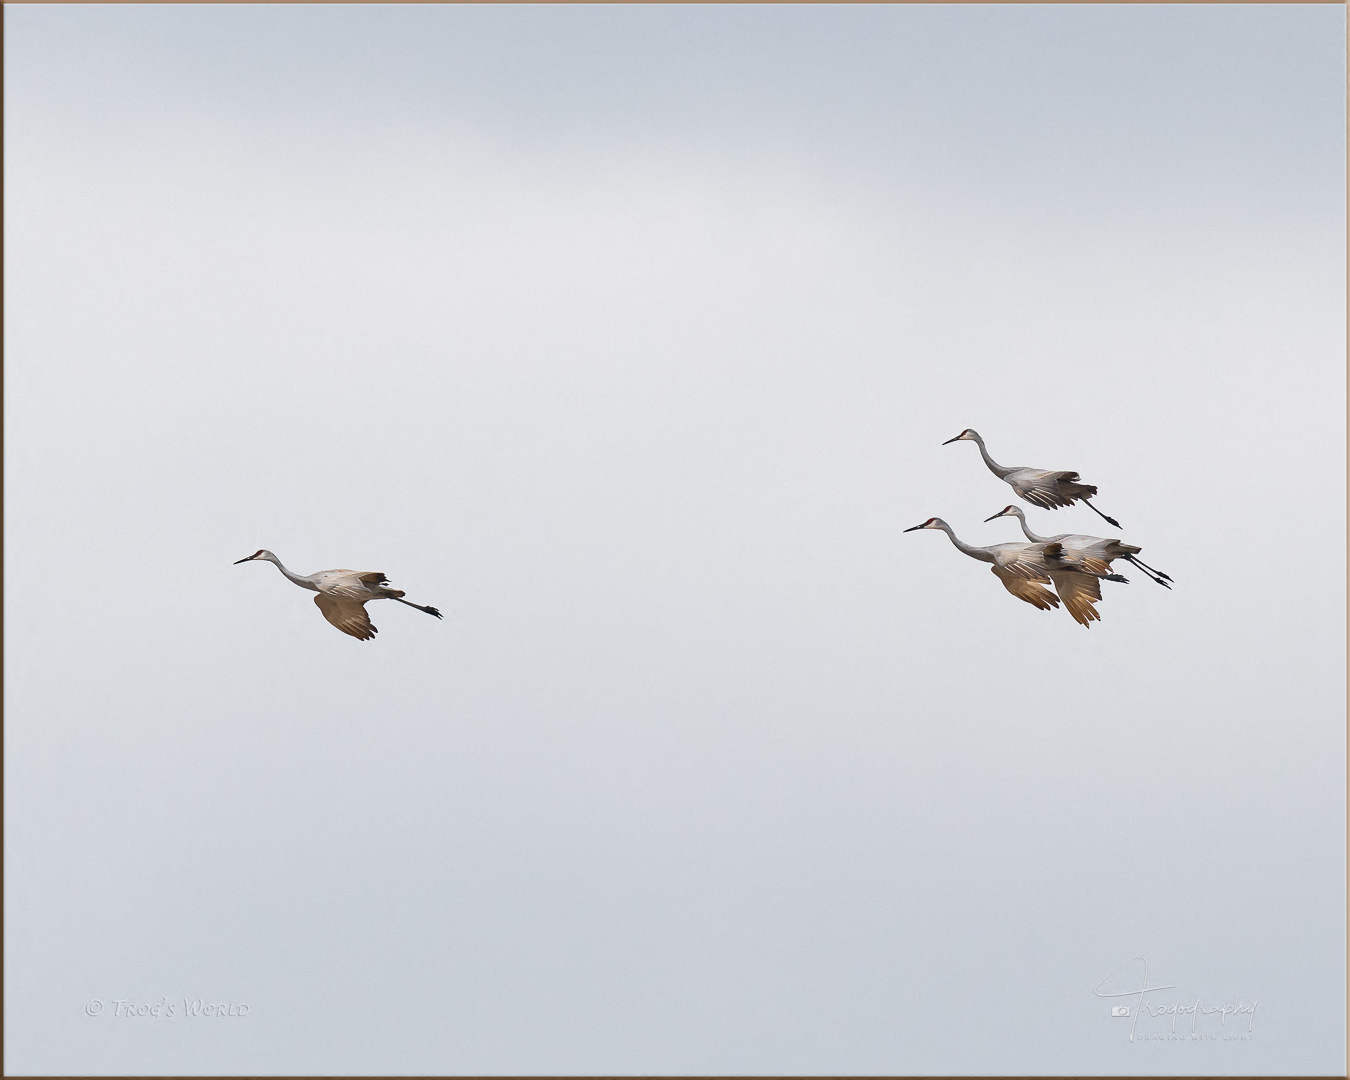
left=941, top=434, right=962, bottom=445
left=902, top=524, right=925, bottom=532
left=982, top=512, right=1004, bottom=522
left=233, top=555, right=256, bottom=564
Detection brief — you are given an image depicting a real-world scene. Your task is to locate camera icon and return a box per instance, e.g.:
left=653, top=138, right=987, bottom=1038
left=1111, top=1006, right=1131, bottom=1017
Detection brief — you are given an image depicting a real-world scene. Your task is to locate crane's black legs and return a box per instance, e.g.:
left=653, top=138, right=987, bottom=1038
left=1082, top=498, right=1121, bottom=529
left=1128, top=554, right=1173, bottom=583
left=395, top=597, right=444, bottom=618
left=1125, top=555, right=1171, bottom=589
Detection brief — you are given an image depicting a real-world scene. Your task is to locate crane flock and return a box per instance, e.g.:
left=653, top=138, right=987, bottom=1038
left=233, top=428, right=1168, bottom=640
left=907, top=429, right=1171, bottom=628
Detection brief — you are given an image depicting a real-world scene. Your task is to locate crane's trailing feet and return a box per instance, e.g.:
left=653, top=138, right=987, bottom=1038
left=234, top=550, right=443, bottom=641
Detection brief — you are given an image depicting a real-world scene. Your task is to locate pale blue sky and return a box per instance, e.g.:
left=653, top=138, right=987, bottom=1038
left=6, top=5, right=1345, bottom=1075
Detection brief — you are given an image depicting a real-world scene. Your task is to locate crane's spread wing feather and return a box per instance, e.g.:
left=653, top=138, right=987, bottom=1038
left=314, top=592, right=377, bottom=641
left=311, top=569, right=370, bottom=593
left=1056, top=538, right=1118, bottom=576
left=1010, top=470, right=1097, bottom=511
left=358, top=571, right=389, bottom=585
left=1010, top=471, right=1076, bottom=510
left=991, top=564, right=1060, bottom=611
left=1047, top=570, right=1104, bottom=627
left=1077, top=554, right=1113, bottom=577
left=991, top=544, right=1054, bottom=581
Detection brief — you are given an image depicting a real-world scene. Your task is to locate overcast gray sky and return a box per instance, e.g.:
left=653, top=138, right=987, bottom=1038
left=5, top=4, right=1345, bottom=1075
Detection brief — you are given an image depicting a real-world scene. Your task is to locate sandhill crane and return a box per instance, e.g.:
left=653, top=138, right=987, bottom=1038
left=983, top=505, right=1173, bottom=589
left=233, top=549, right=443, bottom=640
left=904, top=517, right=1114, bottom=627
left=942, top=429, right=1122, bottom=528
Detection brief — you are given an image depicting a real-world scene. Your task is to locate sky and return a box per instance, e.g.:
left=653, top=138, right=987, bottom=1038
left=5, top=4, right=1345, bottom=1075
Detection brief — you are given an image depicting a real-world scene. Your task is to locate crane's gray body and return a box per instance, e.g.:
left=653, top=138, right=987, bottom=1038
left=998, top=506, right=1139, bottom=569
left=904, top=517, right=1107, bottom=626
left=233, top=549, right=442, bottom=640
left=983, top=505, right=1171, bottom=588
left=943, top=428, right=1118, bottom=526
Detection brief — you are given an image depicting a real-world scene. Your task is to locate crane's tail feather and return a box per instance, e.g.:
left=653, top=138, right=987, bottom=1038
left=1053, top=474, right=1098, bottom=502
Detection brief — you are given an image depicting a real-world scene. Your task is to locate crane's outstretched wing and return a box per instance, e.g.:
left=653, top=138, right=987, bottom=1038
left=1011, top=470, right=1094, bottom=511
left=314, top=592, right=377, bottom=640
left=990, top=564, right=1060, bottom=611
left=1070, top=551, right=1114, bottom=577
left=1046, top=569, right=1104, bottom=627
left=992, top=543, right=1059, bottom=579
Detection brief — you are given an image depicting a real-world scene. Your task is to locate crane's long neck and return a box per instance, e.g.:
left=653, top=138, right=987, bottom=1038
left=934, top=520, right=994, bottom=563
left=265, top=555, right=318, bottom=591
left=1011, top=509, right=1053, bottom=545
left=970, top=432, right=1011, bottom=478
